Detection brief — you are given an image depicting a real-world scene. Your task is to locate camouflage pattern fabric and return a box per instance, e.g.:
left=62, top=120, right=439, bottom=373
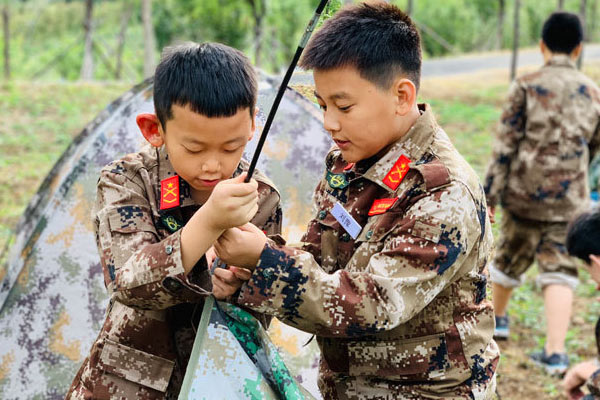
left=179, top=296, right=314, bottom=400
left=484, top=55, right=600, bottom=222
left=0, top=73, right=328, bottom=399
left=66, top=141, right=282, bottom=399
left=235, top=104, right=500, bottom=399
left=489, top=211, right=578, bottom=290
left=586, top=368, right=600, bottom=399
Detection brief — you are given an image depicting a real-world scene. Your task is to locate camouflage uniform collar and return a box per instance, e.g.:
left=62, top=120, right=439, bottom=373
left=362, top=103, right=436, bottom=193
left=545, top=54, right=576, bottom=69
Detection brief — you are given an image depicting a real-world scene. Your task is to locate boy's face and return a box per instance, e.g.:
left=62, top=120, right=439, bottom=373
left=160, top=105, right=255, bottom=201
left=313, top=66, right=414, bottom=163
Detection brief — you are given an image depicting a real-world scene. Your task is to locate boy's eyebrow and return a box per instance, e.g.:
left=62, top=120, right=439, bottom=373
left=314, top=90, right=352, bottom=101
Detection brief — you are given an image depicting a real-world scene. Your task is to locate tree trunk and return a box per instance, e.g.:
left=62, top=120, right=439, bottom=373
left=115, top=3, right=133, bottom=80
left=142, top=0, right=156, bottom=79
left=3, top=5, right=9, bottom=80
left=497, top=0, right=505, bottom=49
left=80, top=0, right=94, bottom=80
left=407, top=0, right=414, bottom=15
left=558, top=0, right=565, bottom=9
left=591, top=0, right=597, bottom=42
left=578, top=0, right=587, bottom=69
left=510, top=0, right=520, bottom=80
left=246, top=0, right=265, bottom=68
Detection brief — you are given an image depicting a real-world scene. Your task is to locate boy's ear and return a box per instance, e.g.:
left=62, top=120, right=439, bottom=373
left=393, top=78, right=417, bottom=116
left=248, top=107, right=258, bottom=141
left=136, top=113, right=164, bottom=147
left=571, top=43, right=583, bottom=59
left=591, top=254, right=600, bottom=268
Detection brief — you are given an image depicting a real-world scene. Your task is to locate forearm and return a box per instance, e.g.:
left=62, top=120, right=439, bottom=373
left=180, top=206, right=223, bottom=275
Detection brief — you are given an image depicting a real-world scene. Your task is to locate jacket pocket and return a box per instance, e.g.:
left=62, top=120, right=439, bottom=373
left=98, top=339, right=174, bottom=393
left=108, top=206, right=157, bottom=235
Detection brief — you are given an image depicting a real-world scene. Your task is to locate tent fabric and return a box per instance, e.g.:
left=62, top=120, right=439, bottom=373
left=0, top=74, right=328, bottom=399
left=179, top=297, right=314, bottom=400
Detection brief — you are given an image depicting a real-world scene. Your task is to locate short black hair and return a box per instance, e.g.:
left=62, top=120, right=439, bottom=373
left=542, top=12, right=583, bottom=54
left=566, top=208, right=600, bottom=263
left=153, top=42, right=257, bottom=129
left=300, top=2, right=421, bottom=91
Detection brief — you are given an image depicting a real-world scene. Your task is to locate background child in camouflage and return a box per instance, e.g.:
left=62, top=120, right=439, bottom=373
left=562, top=209, right=600, bottom=399
left=67, top=42, right=282, bottom=399
left=484, top=11, right=600, bottom=376
left=211, top=2, right=499, bottom=399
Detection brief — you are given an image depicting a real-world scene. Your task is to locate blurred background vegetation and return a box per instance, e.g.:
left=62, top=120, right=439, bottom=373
left=0, top=0, right=597, bottom=81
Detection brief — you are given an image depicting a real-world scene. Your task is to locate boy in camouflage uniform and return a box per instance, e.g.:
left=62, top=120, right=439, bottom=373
left=563, top=209, right=600, bottom=399
left=66, top=43, right=282, bottom=399
left=484, top=12, right=600, bottom=375
left=210, top=3, right=499, bottom=399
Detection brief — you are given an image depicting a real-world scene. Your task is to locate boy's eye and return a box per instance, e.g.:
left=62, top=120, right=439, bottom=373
left=184, top=146, right=202, bottom=154
left=338, top=105, right=353, bottom=112
left=224, top=147, right=241, bottom=153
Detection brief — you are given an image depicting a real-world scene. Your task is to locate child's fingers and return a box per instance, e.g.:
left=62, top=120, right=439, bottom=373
left=213, top=267, right=240, bottom=284
left=230, top=266, right=252, bottom=280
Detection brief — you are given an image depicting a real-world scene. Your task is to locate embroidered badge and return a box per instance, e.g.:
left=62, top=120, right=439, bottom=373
left=368, top=198, right=398, bottom=216
left=160, top=175, right=180, bottom=210
left=326, top=171, right=349, bottom=189
left=161, top=214, right=183, bottom=233
left=382, top=154, right=411, bottom=190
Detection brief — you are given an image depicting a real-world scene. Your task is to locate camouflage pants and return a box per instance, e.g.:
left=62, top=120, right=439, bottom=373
left=489, top=211, right=578, bottom=290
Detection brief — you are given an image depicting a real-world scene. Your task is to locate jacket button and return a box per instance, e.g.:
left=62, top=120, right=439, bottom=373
left=318, top=210, right=327, bottom=220
left=163, top=277, right=182, bottom=292
left=366, top=230, right=373, bottom=240
left=340, top=233, right=351, bottom=242
left=263, top=269, right=273, bottom=279
left=165, top=245, right=173, bottom=255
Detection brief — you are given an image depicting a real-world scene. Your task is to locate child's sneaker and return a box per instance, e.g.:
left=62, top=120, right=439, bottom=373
left=494, top=315, right=510, bottom=340
left=529, top=348, right=570, bottom=376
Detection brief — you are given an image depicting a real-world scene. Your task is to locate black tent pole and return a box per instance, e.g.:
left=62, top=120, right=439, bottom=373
left=245, top=0, right=329, bottom=182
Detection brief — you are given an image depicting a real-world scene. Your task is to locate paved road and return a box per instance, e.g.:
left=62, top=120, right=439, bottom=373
left=290, top=43, right=600, bottom=85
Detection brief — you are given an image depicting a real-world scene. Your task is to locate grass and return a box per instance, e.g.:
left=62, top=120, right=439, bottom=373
left=1, top=67, right=600, bottom=399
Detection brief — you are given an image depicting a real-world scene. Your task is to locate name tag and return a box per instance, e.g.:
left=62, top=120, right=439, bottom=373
left=330, top=202, right=362, bottom=240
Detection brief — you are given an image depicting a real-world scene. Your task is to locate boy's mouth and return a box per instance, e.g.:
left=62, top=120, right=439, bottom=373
left=198, top=179, right=220, bottom=187
left=334, top=139, right=351, bottom=150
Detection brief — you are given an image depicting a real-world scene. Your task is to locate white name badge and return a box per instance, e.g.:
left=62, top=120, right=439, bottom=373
left=330, top=202, right=362, bottom=240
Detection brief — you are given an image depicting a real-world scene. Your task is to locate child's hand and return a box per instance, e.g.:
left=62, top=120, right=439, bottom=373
left=215, top=223, right=267, bottom=269
left=205, top=174, right=258, bottom=231
left=205, top=246, right=217, bottom=266
left=562, top=360, right=598, bottom=400
left=211, top=266, right=252, bottom=299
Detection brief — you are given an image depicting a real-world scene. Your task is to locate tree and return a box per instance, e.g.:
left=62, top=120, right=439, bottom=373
left=558, top=0, right=565, bottom=9
left=510, top=0, right=521, bottom=80
left=2, top=4, right=9, bottom=79
left=80, top=0, right=94, bottom=80
left=115, top=2, right=133, bottom=80
left=407, top=0, right=414, bottom=15
left=246, top=0, right=266, bottom=68
left=497, top=0, right=505, bottom=49
left=142, top=0, right=156, bottom=79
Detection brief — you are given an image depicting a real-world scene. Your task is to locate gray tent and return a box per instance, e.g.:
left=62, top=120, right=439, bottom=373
left=0, top=74, right=329, bottom=399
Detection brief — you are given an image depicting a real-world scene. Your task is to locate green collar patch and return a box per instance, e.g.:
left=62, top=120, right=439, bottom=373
left=161, top=214, right=183, bottom=233
left=326, top=171, right=349, bottom=189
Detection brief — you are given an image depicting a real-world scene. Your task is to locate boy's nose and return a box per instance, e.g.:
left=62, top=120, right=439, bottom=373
left=201, top=158, right=220, bottom=173
left=323, top=111, right=341, bottom=133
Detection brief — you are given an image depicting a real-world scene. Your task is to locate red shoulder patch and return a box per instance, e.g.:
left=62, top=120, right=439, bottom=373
left=382, top=154, right=411, bottom=190
left=160, top=175, right=180, bottom=210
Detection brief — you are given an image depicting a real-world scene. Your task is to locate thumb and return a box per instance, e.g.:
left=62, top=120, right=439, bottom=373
left=230, top=173, right=247, bottom=184
left=238, top=222, right=262, bottom=234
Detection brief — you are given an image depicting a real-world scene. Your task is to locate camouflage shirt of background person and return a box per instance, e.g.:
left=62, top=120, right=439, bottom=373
left=66, top=144, right=281, bottom=400
left=230, top=105, right=499, bottom=399
left=484, top=54, right=600, bottom=222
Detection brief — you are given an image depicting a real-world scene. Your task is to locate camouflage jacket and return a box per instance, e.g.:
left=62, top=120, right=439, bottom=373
left=587, top=367, right=600, bottom=399
left=484, top=55, right=600, bottom=222
left=66, top=144, right=281, bottom=400
left=237, top=105, right=499, bottom=399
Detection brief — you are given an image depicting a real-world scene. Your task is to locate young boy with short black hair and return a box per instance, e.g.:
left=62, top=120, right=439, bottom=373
left=211, top=3, right=499, bottom=398
left=484, top=11, right=600, bottom=375
left=67, top=42, right=281, bottom=399
left=562, top=209, right=600, bottom=399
